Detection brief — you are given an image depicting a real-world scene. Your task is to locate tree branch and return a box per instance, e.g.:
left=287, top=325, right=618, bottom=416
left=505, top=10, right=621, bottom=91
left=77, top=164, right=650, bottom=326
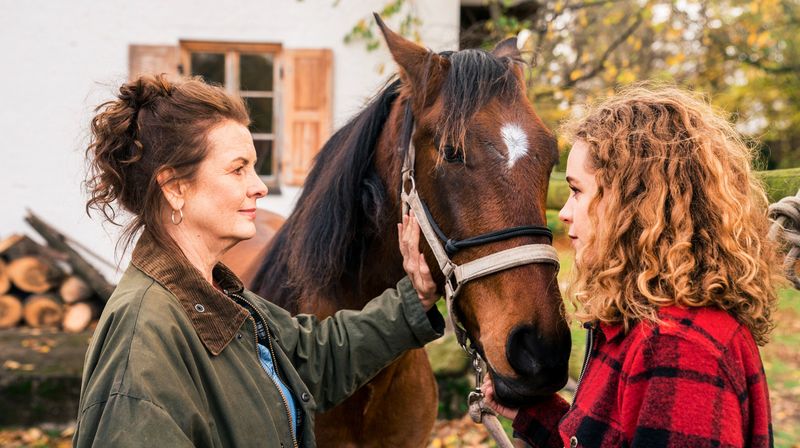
left=562, top=10, right=644, bottom=89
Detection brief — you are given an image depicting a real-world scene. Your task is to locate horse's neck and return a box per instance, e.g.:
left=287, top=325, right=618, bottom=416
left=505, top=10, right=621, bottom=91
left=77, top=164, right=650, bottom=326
left=293, top=216, right=404, bottom=316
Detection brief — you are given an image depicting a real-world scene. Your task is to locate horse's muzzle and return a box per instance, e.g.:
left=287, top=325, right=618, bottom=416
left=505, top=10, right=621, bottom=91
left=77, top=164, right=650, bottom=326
left=490, top=324, right=571, bottom=407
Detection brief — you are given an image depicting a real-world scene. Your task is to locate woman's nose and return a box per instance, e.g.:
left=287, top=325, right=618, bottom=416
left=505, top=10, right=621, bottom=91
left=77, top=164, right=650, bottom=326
left=250, top=173, right=268, bottom=198
left=558, top=202, right=571, bottom=224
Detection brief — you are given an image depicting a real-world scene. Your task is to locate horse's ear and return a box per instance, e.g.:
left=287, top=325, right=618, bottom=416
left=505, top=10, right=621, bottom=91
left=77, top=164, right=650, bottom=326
left=492, top=37, right=521, bottom=61
left=374, top=13, right=447, bottom=98
left=492, top=37, right=526, bottom=83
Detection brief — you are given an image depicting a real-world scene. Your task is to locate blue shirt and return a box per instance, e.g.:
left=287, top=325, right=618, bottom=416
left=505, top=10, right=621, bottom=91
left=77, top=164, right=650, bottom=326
left=257, top=343, right=298, bottom=438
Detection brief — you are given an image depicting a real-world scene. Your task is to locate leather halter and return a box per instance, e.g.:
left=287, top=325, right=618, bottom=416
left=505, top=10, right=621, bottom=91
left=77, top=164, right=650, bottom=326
left=398, top=102, right=560, bottom=353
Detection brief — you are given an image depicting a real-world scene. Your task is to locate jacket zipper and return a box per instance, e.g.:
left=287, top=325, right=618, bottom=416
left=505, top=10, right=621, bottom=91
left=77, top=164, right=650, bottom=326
left=231, top=292, right=299, bottom=448
left=571, top=323, right=595, bottom=408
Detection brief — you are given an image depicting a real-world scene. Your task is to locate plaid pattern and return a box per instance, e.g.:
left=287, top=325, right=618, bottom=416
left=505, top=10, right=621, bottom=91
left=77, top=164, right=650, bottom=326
left=512, top=306, right=772, bottom=447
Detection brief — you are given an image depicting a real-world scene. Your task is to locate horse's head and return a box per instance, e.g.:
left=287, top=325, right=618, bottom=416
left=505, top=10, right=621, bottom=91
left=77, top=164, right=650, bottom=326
left=377, top=18, right=570, bottom=406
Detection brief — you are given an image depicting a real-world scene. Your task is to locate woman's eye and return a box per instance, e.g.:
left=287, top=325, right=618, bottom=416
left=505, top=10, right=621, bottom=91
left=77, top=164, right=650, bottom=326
left=234, top=166, right=245, bottom=175
left=442, top=145, right=464, bottom=163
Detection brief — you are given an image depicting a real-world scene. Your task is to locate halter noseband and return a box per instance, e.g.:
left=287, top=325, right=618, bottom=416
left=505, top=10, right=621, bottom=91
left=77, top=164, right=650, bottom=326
left=398, top=102, right=560, bottom=353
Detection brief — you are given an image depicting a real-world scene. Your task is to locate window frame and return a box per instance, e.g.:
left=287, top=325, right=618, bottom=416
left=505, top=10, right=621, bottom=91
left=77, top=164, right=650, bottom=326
left=179, top=40, right=283, bottom=192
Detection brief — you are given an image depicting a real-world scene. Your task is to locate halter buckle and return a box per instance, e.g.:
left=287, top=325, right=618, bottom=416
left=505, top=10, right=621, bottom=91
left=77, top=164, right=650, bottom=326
left=401, top=169, right=416, bottom=195
left=442, top=261, right=461, bottom=300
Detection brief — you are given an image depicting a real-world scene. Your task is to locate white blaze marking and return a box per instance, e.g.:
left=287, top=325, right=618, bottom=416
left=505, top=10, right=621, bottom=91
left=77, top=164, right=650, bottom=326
left=501, top=123, right=528, bottom=168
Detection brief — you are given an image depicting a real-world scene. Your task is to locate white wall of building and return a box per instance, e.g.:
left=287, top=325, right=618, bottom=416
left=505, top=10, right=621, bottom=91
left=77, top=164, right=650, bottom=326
left=0, top=0, right=459, bottom=278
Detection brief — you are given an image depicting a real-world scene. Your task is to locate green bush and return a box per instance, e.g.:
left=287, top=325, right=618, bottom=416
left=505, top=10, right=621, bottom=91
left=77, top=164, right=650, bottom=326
left=756, top=168, right=800, bottom=202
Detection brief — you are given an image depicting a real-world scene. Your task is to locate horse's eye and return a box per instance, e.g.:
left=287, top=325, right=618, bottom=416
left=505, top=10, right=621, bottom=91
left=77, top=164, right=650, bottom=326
left=442, top=145, right=464, bottom=163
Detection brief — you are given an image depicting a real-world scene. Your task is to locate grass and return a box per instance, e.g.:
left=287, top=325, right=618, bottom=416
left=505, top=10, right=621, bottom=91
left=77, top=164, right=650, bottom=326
left=761, top=287, right=800, bottom=447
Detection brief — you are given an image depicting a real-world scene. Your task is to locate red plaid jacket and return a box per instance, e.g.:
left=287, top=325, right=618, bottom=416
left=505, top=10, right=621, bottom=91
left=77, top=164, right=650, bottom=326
left=512, top=306, right=772, bottom=447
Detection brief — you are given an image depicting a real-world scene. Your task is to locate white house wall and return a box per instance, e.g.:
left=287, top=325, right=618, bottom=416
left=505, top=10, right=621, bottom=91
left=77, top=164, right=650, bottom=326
left=0, top=0, right=459, bottom=278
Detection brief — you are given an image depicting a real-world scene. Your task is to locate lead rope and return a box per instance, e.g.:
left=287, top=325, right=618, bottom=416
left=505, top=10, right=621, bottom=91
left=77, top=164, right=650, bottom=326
left=768, top=189, right=800, bottom=289
left=467, top=353, right=516, bottom=448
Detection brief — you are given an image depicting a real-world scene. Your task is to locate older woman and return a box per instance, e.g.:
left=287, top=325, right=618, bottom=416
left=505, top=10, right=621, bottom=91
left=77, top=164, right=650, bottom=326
left=482, top=86, right=777, bottom=447
left=75, top=74, right=441, bottom=447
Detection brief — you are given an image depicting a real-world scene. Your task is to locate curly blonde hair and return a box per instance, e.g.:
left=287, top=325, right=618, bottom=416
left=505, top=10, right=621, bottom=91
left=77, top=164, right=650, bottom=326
left=561, top=85, right=779, bottom=345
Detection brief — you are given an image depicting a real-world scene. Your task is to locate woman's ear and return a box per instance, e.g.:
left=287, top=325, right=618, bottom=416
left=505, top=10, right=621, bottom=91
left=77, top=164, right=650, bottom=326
left=156, top=167, right=185, bottom=211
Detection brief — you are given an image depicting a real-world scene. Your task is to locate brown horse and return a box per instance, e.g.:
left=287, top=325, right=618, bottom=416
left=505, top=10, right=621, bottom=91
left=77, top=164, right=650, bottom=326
left=223, top=20, right=570, bottom=447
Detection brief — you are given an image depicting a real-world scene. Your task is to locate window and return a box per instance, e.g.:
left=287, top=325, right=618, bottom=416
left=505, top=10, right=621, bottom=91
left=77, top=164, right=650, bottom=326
left=180, top=41, right=282, bottom=191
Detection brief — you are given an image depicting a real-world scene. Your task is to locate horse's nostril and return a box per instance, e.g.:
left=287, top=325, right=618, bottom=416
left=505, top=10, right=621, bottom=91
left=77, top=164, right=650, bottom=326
left=506, top=325, right=569, bottom=378
left=506, top=326, right=543, bottom=376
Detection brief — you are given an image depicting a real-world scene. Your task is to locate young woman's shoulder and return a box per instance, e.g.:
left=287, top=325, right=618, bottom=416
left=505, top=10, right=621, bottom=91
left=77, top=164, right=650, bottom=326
left=627, top=305, right=762, bottom=383
left=656, top=305, right=753, bottom=351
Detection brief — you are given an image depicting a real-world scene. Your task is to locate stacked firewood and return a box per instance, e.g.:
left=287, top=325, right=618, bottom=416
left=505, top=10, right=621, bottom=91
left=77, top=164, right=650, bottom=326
left=0, top=212, right=114, bottom=333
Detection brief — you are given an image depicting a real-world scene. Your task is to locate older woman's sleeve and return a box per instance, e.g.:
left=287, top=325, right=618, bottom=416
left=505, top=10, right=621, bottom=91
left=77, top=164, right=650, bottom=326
left=253, top=276, right=445, bottom=411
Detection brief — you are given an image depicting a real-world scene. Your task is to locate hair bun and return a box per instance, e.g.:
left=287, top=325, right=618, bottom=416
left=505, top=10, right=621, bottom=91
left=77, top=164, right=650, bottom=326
left=118, top=74, right=174, bottom=111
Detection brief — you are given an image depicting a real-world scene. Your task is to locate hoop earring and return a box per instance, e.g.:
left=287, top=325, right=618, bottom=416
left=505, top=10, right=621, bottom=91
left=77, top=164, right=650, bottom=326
left=171, top=209, right=184, bottom=225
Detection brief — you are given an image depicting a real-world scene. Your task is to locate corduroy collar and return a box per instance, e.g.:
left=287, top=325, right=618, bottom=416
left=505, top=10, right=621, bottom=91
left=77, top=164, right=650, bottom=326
left=131, top=231, right=250, bottom=356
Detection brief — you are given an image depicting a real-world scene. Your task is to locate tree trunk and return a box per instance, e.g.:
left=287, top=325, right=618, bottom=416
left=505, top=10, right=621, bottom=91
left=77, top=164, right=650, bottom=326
left=59, top=276, right=92, bottom=304
left=62, top=301, right=99, bottom=333
left=0, top=294, right=23, bottom=329
left=23, top=294, right=63, bottom=328
left=0, top=259, right=10, bottom=295
left=7, top=256, right=64, bottom=294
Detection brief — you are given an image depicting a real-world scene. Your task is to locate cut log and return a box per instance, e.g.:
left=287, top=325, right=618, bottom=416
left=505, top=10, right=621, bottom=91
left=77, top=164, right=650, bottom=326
left=0, top=234, right=66, bottom=261
left=0, top=259, right=10, bottom=295
left=7, top=256, right=64, bottom=293
left=23, top=294, right=63, bottom=328
left=62, top=302, right=99, bottom=333
left=0, top=294, right=23, bottom=329
left=59, top=276, right=92, bottom=304
left=25, top=212, right=116, bottom=301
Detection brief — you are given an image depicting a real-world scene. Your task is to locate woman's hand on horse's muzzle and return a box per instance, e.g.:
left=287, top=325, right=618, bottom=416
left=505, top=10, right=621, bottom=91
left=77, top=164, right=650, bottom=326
left=481, top=375, right=520, bottom=421
left=399, top=213, right=439, bottom=311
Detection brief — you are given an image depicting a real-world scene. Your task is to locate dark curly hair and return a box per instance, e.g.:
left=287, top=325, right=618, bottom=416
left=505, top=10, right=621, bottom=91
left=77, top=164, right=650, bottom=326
left=85, top=74, right=249, bottom=254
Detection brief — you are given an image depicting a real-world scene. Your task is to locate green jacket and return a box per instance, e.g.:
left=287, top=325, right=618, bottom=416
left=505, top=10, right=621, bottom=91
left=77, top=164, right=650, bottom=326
left=74, top=232, right=444, bottom=447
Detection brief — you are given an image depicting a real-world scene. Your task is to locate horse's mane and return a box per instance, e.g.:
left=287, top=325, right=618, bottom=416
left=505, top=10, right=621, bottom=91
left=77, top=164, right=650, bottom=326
left=252, top=49, right=523, bottom=312
left=251, top=79, right=402, bottom=311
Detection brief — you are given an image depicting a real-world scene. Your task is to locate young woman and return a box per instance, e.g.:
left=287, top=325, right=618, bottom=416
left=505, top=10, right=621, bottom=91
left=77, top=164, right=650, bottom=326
left=74, top=74, right=440, bottom=447
left=483, top=86, right=778, bottom=447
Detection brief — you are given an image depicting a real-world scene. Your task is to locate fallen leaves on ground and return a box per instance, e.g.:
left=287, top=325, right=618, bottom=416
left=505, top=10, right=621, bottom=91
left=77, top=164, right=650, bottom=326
left=428, top=415, right=494, bottom=447
left=2, top=360, right=35, bottom=371
left=0, top=424, right=74, bottom=448
left=21, top=337, right=57, bottom=354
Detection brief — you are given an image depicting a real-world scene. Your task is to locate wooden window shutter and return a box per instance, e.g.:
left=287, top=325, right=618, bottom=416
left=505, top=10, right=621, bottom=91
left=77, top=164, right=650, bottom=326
left=281, top=49, right=333, bottom=186
left=128, top=45, right=180, bottom=81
